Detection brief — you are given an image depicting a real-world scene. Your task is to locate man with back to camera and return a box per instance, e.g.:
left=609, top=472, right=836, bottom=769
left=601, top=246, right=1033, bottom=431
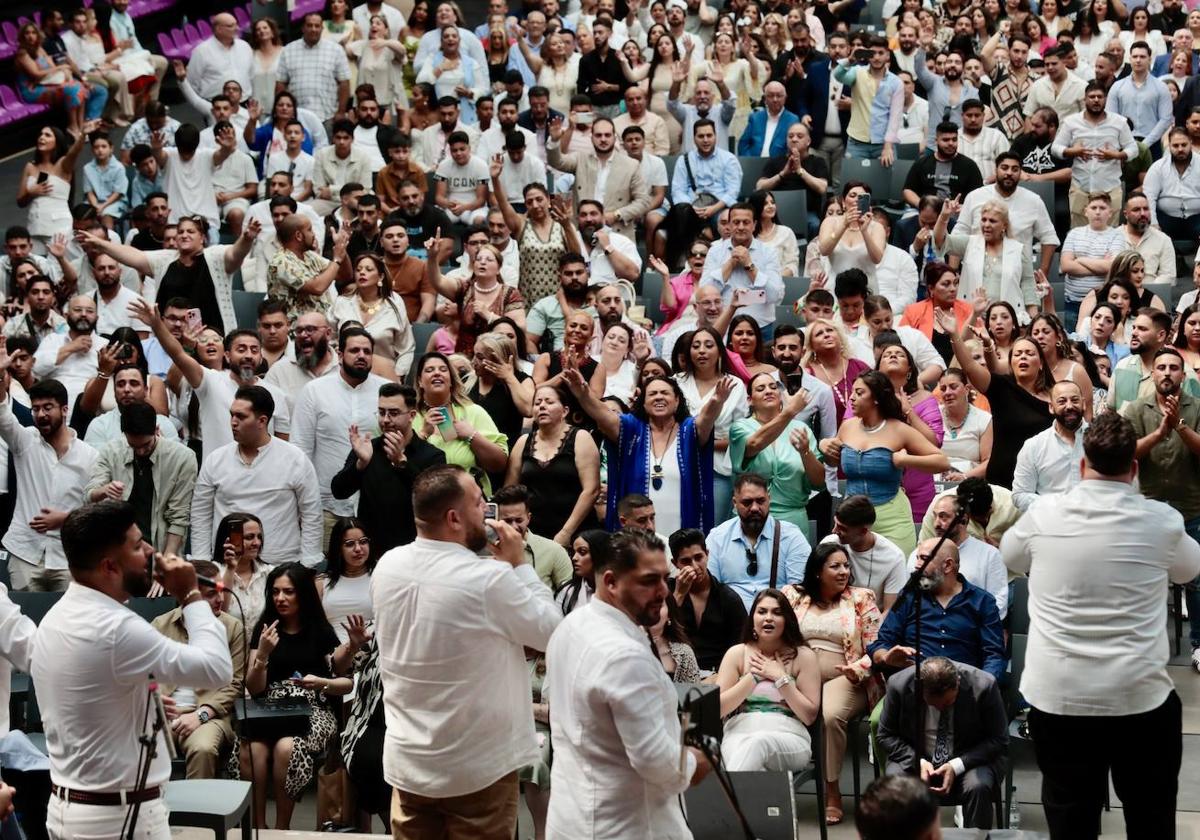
left=372, top=465, right=561, bottom=839
left=1002, top=413, right=1200, bottom=839
left=32, top=499, right=233, bottom=840
left=668, top=527, right=747, bottom=672
left=855, top=774, right=942, bottom=840
left=546, top=528, right=712, bottom=836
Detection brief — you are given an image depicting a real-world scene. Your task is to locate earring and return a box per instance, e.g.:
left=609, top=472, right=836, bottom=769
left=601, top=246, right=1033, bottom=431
left=752, top=629, right=759, bottom=640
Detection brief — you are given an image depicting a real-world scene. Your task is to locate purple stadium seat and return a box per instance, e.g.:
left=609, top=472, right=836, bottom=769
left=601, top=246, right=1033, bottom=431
left=197, top=19, right=212, bottom=39
left=233, top=6, right=251, bottom=30
left=183, top=22, right=201, bottom=46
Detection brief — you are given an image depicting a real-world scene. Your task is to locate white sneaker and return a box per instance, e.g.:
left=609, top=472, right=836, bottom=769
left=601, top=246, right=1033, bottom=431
left=1192, top=646, right=1200, bottom=673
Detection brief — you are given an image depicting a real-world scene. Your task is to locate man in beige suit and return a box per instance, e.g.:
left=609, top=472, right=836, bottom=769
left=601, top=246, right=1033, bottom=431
left=546, top=114, right=652, bottom=242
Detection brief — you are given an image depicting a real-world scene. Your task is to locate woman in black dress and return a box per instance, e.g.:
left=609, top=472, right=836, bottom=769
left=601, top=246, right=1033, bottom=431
left=937, top=309, right=1053, bottom=488
left=237, top=563, right=353, bottom=829
left=532, top=310, right=599, bottom=427
left=504, top=383, right=602, bottom=545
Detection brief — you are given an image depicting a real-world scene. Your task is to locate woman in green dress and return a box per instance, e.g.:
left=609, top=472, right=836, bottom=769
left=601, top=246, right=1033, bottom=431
left=729, top=372, right=825, bottom=541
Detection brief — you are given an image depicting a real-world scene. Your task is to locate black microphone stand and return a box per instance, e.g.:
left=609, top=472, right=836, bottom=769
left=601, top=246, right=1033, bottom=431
left=690, top=735, right=759, bottom=840
left=122, top=674, right=173, bottom=840
left=895, top=497, right=973, bottom=776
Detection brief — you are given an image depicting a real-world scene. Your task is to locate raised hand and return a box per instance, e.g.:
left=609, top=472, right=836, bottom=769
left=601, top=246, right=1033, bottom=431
left=342, top=614, right=371, bottom=649
left=672, top=58, right=688, bottom=83
left=348, top=424, right=374, bottom=464
left=648, top=254, right=671, bottom=276
left=941, top=193, right=962, bottom=219
left=48, top=232, right=68, bottom=259
left=933, top=307, right=959, bottom=337
left=490, top=152, right=504, bottom=179
left=788, top=424, right=810, bottom=453
left=548, top=115, right=566, bottom=142
left=172, top=59, right=187, bottom=80
left=714, top=375, right=737, bottom=402
left=424, top=226, right=444, bottom=257
left=258, top=620, right=280, bottom=657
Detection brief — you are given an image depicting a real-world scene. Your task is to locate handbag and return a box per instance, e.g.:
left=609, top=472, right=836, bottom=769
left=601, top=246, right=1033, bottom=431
left=768, top=519, right=781, bottom=589
left=682, top=153, right=720, bottom=210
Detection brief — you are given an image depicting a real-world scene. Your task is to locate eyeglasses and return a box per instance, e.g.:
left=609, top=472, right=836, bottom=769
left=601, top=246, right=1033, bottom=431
left=651, top=463, right=664, bottom=491
left=342, top=537, right=371, bottom=548
left=745, top=547, right=758, bottom=577
left=689, top=250, right=709, bottom=258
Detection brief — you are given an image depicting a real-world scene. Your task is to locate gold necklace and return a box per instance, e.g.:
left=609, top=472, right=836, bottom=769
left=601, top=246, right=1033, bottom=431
left=359, top=296, right=383, bottom=315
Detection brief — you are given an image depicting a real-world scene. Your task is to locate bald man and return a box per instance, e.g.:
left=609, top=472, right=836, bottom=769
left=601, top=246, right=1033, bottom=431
left=266, top=214, right=349, bottom=321
left=32, top=295, right=101, bottom=420
left=738, top=81, right=801, bottom=158
left=184, top=12, right=253, bottom=99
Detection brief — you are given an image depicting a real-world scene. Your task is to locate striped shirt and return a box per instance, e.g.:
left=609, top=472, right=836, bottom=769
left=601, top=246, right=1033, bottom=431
left=1060, top=224, right=1124, bottom=301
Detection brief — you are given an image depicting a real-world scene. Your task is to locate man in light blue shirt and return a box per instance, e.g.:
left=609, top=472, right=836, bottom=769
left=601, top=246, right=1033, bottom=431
left=705, top=473, right=810, bottom=609
left=913, top=47, right=979, bottom=150
left=664, top=119, right=741, bottom=269
left=1107, top=41, right=1173, bottom=153
left=700, top=203, right=784, bottom=340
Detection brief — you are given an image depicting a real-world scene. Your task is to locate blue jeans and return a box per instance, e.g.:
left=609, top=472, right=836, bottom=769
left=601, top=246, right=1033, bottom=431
left=1185, top=516, right=1200, bottom=648
left=1064, top=298, right=1081, bottom=334
left=83, top=82, right=108, bottom=122
left=846, top=138, right=884, bottom=160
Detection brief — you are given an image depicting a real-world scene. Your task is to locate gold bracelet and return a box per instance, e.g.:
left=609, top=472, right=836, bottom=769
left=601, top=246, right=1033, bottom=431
left=181, top=589, right=203, bottom=606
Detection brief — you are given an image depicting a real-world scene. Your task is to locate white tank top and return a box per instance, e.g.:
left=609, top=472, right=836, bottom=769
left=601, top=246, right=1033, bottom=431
left=322, top=573, right=374, bottom=643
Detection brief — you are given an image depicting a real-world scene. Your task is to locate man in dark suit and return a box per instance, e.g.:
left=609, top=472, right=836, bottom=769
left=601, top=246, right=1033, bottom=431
left=772, top=26, right=850, bottom=190
left=878, top=657, right=1008, bottom=830
left=518, top=85, right=565, bottom=161
left=1153, top=27, right=1200, bottom=77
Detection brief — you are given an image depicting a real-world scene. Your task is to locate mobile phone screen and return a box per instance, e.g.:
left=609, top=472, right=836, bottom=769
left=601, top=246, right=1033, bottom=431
left=857, top=194, right=871, bottom=215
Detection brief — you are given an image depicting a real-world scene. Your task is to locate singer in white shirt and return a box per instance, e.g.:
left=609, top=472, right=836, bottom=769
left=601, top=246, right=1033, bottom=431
left=546, top=529, right=711, bottom=839
left=33, top=500, right=233, bottom=840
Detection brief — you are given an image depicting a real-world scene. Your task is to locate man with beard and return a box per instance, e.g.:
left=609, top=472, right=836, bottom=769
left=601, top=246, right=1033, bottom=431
left=704, top=473, right=810, bottom=608
left=573, top=200, right=641, bottom=285
left=913, top=48, right=980, bottom=150
left=585, top=283, right=653, bottom=359
left=478, top=98, right=539, bottom=164
left=1010, top=107, right=1071, bottom=186
left=33, top=295, right=101, bottom=420
left=757, top=122, right=829, bottom=240
left=1118, top=191, right=1176, bottom=284
left=2, top=276, right=65, bottom=343
left=76, top=362, right=179, bottom=446
left=267, top=213, right=350, bottom=322
left=547, top=117, right=651, bottom=242
left=1143, top=127, right=1200, bottom=240
left=131, top=298, right=291, bottom=461
left=900, top=122, right=983, bottom=209
left=131, top=193, right=172, bottom=251
left=32, top=500, right=231, bottom=838
left=346, top=194, right=382, bottom=263
left=577, top=17, right=625, bottom=119
left=264, top=311, right=337, bottom=409
left=1111, top=309, right=1200, bottom=414
left=546, top=528, right=709, bottom=837
left=701, top=203, right=784, bottom=339
left=492, top=484, right=573, bottom=590
left=770, top=324, right=838, bottom=483
left=955, top=100, right=1009, bottom=183
left=613, top=87, right=669, bottom=157
left=526, top=254, right=591, bottom=352
left=413, top=97, right=478, bottom=173
left=380, top=215, right=435, bottom=325
left=657, top=281, right=736, bottom=363
left=1052, top=81, right=1137, bottom=227
left=952, top=152, right=1059, bottom=277
left=890, top=23, right=921, bottom=84
left=332, top=383, right=445, bottom=556
left=90, top=252, right=148, bottom=336
left=1012, top=379, right=1088, bottom=511
left=373, top=465, right=558, bottom=839
left=667, top=528, right=746, bottom=672
left=191, top=385, right=321, bottom=566
left=0, top=370, right=98, bottom=592
left=291, top=328, right=389, bottom=544
left=487, top=209, right=520, bottom=282
left=667, top=72, right=736, bottom=156
left=906, top=494, right=1008, bottom=617
left=394, top=182, right=453, bottom=266
left=1127, top=347, right=1200, bottom=671
left=351, top=96, right=397, bottom=173
left=833, top=37, right=903, bottom=167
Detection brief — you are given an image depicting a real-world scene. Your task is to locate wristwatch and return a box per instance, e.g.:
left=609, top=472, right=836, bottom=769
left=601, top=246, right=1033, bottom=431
left=774, top=674, right=794, bottom=689
left=197, top=708, right=211, bottom=724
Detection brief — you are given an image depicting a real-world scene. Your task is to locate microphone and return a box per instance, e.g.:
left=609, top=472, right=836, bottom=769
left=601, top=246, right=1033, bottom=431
left=194, top=574, right=225, bottom=592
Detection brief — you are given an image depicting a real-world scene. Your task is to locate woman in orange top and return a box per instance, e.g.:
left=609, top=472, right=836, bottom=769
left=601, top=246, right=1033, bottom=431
left=899, top=261, right=974, bottom=365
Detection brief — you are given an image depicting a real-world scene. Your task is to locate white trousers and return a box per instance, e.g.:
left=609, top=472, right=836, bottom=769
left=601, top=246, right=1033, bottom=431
left=48, top=796, right=170, bottom=840
left=722, top=712, right=813, bottom=773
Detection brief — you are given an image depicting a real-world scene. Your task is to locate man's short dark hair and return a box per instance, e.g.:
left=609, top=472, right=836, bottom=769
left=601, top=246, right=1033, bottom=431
left=492, top=484, right=531, bottom=508
left=956, top=477, right=993, bottom=517
left=1083, top=412, right=1137, bottom=477
left=693, top=117, right=716, bottom=135
left=995, top=150, right=1021, bottom=169
left=257, top=297, right=288, bottom=320
left=378, top=382, right=417, bottom=407
left=732, top=472, right=770, bottom=494
left=804, top=288, right=835, bottom=308
left=120, top=401, right=158, bottom=436
left=529, top=85, right=550, bottom=99
left=935, top=121, right=959, bottom=136
left=234, top=385, right=274, bottom=420
left=130, top=144, right=154, bottom=166
left=412, top=464, right=470, bottom=523
left=437, top=95, right=460, bottom=110
left=223, top=328, right=261, bottom=352
left=855, top=774, right=940, bottom=840
left=773, top=324, right=802, bottom=344
left=596, top=528, right=665, bottom=575
left=28, top=379, right=68, bottom=406
left=5, top=335, right=36, bottom=357
left=340, top=181, right=365, bottom=197
left=616, top=493, right=653, bottom=517
left=5, top=226, right=31, bottom=243
left=834, top=269, right=869, bottom=301
left=961, top=98, right=984, bottom=112
left=668, top=527, right=707, bottom=561
left=62, top=500, right=139, bottom=572
left=357, top=194, right=380, bottom=210
left=339, top=325, right=376, bottom=351
left=1155, top=346, right=1185, bottom=364
left=1137, top=306, right=1173, bottom=336
left=26, top=275, right=54, bottom=295
left=163, top=296, right=193, bottom=313
left=836, top=494, right=877, bottom=527
left=559, top=252, right=587, bottom=270
left=332, top=119, right=356, bottom=137
left=621, top=124, right=645, bottom=140
left=1085, top=79, right=1107, bottom=96
left=448, top=130, right=470, bottom=146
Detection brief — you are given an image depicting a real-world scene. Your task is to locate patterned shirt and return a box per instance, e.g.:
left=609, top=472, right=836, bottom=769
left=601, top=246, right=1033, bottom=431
left=986, top=66, right=1036, bottom=141
left=276, top=39, right=351, bottom=121
left=267, top=249, right=334, bottom=321
left=119, top=117, right=181, bottom=152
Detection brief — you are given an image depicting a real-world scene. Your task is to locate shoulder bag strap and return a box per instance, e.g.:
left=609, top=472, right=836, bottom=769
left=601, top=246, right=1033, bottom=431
left=682, top=152, right=699, bottom=194
left=769, top=519, right=781, bottom=589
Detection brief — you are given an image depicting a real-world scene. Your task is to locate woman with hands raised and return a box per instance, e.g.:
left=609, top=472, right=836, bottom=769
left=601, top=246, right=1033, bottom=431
left=818, top=371, right=948, bottom=555
left=490, top=153, right=573, bottom=303
left=714, top=589, right=821, bottom=773
left=424, top=226, right=524, bottom=356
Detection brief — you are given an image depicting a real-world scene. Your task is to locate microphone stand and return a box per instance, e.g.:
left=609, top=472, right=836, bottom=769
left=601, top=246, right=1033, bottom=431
left=123, top=675, right=174, bottom=840
left=690, top=735, right=759, bottom=840
left=895, top=499, right=973, bottom=777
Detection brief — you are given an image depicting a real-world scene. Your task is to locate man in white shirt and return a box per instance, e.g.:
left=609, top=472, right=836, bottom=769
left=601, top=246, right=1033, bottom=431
left=311, top=121, right=374, bottom=216
left=433, top=133, right=491, bottom=225
left=183, top=13, right=253, bottom=98
left=896, top=71, right=929, bottom=146
left=413, top=98, right=478, bottom=172
left=373, top=464, right=561, bottom=838
left=265, top=121, right=316, bottom=203
left=1143, top=126, right=1200, bottom=240
left=700, top=203, right=785, bottom=338
left=490, top=133, right=547, bottom=217
left=487, top=209, right=521, bottom=286
left=157, top=124, right=237, bottom=239
left=209, top=133, right=258, bottom=240
left=190, top=385, right=322, bottom=566
left=1012, top=380, right=1086, bottom=511
left=0, top=372, right=98, bottom=592
left=34, top=501, right=232, bottom=840
left=89, top=252, right=147, bottom=336
left=32, top=295, right=101, bottom=420
left=546, top=529, right=711, bottom=837
left=132, top=299, right=290, bottom=461
left=352, top=0, right=405, bottom=39
left=823, top=494, right=907, bottom=613
left=906, top=494, right=1008, bottom=617
left=263, top=311, right=337, bottom=410
left=575, top=200, right=642, bottom=285
left=957, top=99, right=1010, bottom=183
left=1024, top=46, right=1086, bottom=126
left=1053, top=81, right=1140, bottom=227
left=290, top=328, right=388, bottom=540
left=1120, top=191, right=1177, bottom=285
left=477, top=98, right=540, bottom=164
left=1001, top=412, right=1200, bottom=839
left=668, top=74, right=736, bottom=155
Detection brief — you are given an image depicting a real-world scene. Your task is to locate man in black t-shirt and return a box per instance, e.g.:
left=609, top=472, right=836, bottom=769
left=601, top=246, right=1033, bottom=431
left=667, top=528, right=747, bottom=672
left=394, top=181, right=452, bottom=263
left=757, top=122, right=830, bottom=239
left=900, top=122, right=983, bottom=208
left=1010, top=107, right=1071, bottom=183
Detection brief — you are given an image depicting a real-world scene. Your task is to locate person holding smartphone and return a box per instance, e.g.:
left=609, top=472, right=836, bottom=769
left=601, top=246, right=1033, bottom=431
left=699, top=203, right=785, bottom=342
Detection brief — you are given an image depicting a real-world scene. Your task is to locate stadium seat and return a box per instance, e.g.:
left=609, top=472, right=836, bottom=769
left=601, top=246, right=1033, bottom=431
left=641, top=271, right=667, bottom=325
left=737, top=156, right=771, bottom=199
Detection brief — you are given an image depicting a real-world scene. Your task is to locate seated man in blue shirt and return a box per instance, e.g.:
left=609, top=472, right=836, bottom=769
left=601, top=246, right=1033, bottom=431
left=705, top=473, right=810, bottom=609
left=868, top=536, right=1006, bottom=683
left=661, top=118, right=742, bottom=272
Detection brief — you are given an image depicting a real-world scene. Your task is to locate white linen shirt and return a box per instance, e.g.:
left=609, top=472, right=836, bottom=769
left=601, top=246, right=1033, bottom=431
left=192, top=367, right=291, bottom=462
left=31, top=583, right=232, bottom=790
left=582, top=230, right=643, bottom=287
left=876, top=245, right=921, bottom=312
left=1011, top=421, right=1086, bottom=511
left=546, top=598, right=696, bottom=839
left=951, top=184, right=1061, bottom=257
left=0, top=397, right=97, bottom=569
left=32, top=332, right=101, bottom=418
left=289, top=372, right=388, bottom=516
left=372, top=537, right=561, bottom=797
left=1142, top=152, right=1200, bottom=224
left=186, top=36, right=254, bottom=99
left=700, top=238, right=785, bottom=327
left=190, top=437, right=323, bottom=566
left=0, top=583, right=34, bottom=737
left=1001, top=479, right=1200, bottom=716
left=907, top=535, right=1009, bottom=617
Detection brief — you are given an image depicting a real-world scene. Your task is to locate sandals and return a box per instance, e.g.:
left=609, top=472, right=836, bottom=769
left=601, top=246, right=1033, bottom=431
left=825, top=804, right=844, bottom=825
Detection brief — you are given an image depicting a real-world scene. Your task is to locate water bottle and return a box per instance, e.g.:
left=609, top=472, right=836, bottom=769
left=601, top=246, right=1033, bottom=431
left=1008, top=799, right=1022, bottom=829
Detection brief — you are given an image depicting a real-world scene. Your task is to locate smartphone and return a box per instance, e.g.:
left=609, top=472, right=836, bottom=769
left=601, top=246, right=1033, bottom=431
left=785, top=372, right=804, bottom=395
left=574, top=112, right=595, bottom=126
left=857, top=193, right=871, bottom=215
left=185, top=308, right=203, bottom=332
left=434, top=405, right=457, bottom=441
left=230, top=520, right=244, bottom=555
left=484, top=502, right=499, bottom=545
left=853, top=47, right=871, bottom=63
left=36, top=172, right=48, bottom=185
left=742, top=288, right=767, bottom=304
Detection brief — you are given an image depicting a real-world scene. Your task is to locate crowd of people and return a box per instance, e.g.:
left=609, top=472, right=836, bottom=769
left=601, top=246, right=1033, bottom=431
left=2, top=0, right=1200, bottom=835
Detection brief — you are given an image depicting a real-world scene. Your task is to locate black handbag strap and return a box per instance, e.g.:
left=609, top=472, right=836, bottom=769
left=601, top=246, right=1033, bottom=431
left=682, top=151, right=699, bottom=195
left=769, top=519, right=781, bottom=589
